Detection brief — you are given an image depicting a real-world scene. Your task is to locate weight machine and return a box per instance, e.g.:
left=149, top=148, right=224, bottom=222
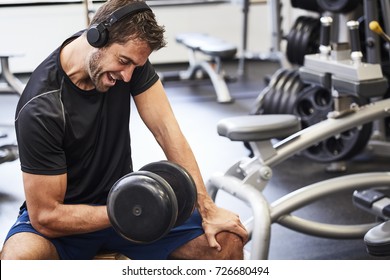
left=207, top=0, right=390, bottom=259
left=250, top=0, right=390, bottom=166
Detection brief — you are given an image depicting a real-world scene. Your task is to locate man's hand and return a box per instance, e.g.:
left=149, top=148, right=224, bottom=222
left=200, top=201, right=249, bottom=251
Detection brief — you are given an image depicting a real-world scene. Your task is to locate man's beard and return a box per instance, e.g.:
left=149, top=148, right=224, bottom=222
left=88, top=50, right=110, bottom=92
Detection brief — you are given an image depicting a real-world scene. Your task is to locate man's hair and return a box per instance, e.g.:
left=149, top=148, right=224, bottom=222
left=89, top=0, right=167, bottom=50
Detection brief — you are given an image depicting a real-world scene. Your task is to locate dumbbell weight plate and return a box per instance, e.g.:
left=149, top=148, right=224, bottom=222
left=140, top=161, right=197, bottom=227
left=107, top=171, right=178, bottom=244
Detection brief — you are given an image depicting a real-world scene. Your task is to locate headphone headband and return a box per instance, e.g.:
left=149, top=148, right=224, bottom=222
left=87, top=2, right=152, bottom=48
left=104, top=2, right=151, bottom=28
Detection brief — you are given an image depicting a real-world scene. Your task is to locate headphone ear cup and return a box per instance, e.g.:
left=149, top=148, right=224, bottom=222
left=87, top=24, right=108, bottom=48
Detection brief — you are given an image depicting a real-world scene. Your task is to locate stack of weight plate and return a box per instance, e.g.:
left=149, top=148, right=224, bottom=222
left=250, top=68, right=372, bottom=163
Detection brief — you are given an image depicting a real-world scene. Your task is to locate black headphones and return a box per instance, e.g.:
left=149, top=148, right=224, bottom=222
left=87, top=1, right=152, bottom=48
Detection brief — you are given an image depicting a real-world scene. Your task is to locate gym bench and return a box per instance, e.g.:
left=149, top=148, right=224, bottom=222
left=160, top=33, right=237, bottom=103
left=0, top=54, right=25, bottom=95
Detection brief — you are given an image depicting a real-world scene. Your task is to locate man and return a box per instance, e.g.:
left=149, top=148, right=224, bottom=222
left=0, top=0, right=248, bottom=260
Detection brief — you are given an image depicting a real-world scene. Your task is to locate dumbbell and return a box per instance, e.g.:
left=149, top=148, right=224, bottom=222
left=107, top=160, right=197, bottom=244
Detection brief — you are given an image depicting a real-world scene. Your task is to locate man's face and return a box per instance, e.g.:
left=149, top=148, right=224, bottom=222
left=88, top=39, right=152, bottom=92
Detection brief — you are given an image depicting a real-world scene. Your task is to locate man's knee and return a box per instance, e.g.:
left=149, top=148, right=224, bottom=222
left=169, top=232, right=244, bottom=260
left=216, top=232, right=244, bottom=260
left=0, top=233, right=59, bottom=260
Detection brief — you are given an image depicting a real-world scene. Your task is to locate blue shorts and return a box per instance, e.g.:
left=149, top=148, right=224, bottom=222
left=4, top=208, right=204, bottom=260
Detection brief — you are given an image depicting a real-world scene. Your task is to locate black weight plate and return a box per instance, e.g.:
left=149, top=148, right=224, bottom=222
left=293, top=85, right=333, bottom=128
left=291, top=0, right=322, bottom=12
left=261, top=69, right=286, bottom=114
left=286, top=21, right=298, bottom=65
left=287, top=16, right=320, bottom=65
left=303, top=123, right=372, bottom=162
left=287, top=16, right=306, bottom=65
left=140, top=161, right=197, bottom=227
left=275, top=69, right=297, bottom=114
left=294, top=16, right=311, bottom=66
left=296, top=90, right=373, bottom=162
left=266, top=70, right=287, bottom=113
left=254, top=68, right=287, bottom=114
left=281, top=70, right=307, bottom=114
left=260, top=86, right=276, bottom=114
left=316, top=0, right=361, bottom=13
left=263, top=69, right=289, bottom=114
left=272, top=69, right=297, bottom=114
left=107, top=171, right=177, bottom=244
left=298, top=17, right=320, bottom=66
left=278, top=69, right=302, bottom=114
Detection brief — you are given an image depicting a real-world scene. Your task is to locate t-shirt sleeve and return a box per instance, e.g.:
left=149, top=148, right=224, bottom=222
left=15, top=91, right=67, bottom=175
left=128, top=59, right=159, bottom=96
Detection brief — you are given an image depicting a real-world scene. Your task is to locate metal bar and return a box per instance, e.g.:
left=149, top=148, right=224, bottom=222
left=363, top=0, right=381, bottom=63
left=266, top=98, right=390, bottom=167
left=207, top=175, right=271, bottom=259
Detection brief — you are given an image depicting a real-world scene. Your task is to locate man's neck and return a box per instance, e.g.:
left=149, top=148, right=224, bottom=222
left=60, top=36, right=95, bottom=91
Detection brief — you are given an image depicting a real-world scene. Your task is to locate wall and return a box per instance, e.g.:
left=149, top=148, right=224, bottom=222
left=0, top=1, right=298, bottom=73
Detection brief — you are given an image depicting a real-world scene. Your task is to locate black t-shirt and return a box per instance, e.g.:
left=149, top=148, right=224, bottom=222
left=15, top=32, right=159, bottom=206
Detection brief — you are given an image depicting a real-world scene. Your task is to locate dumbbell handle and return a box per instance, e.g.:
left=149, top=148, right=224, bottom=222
left=347, top=20, right=363, bottom=63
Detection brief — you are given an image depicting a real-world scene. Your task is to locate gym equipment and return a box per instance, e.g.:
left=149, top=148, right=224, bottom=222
left=86, top=2, right=151, bottom=48
left=0, top=144, right=18, bottom=165
left=316, top=0, right=362, bottom=14
left=139, top=161, right=197, bottom=227
left=286, top=16, right=321, bottom=66
left=237, top=0, right=286, bottom=75
left=83, top=0, right=95, bottom=26
left=290, top=0, right=322, bottom=12
left=0, top=54, right=25, bottom=95
left=370, top=20, right=390, bottom=45
left=353, top=189, right=390, bottom=219
left=252, top=68, right=373, bottom=163
left=253, top=9, right=390, bottom=164
left=353, top=189, right=390, bottom=256
left=159, top=33, right=237, bottom=103
left=209, top=99, right=390, bottom=260
left=299, top=17, right=387, bottom=162
left=107, top=160, right=197, bottom=244
left=364, top=220, right=390, bottom=256
left=207, top=16, right=390, bottom=259
left=251, top=68, right=307, bottom=115
left=0, top=130, right=18, bottom=175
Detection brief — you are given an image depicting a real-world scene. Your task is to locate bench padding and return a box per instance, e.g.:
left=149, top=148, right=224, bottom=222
left=176, top=33, right=237, bottom=58
left=217, top=114, right=301, bottom=141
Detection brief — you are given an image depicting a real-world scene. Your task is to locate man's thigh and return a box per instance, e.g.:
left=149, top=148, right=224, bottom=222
left=1, top=209, right=106, bottom=260
left=169, top=232, right=244, bottom=260
left=1, top=232, right=59, bottom=260
left=115, top=209, right=205, bottom=260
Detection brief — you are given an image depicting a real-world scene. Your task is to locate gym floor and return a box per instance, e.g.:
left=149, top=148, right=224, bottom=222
left=1, top=59, right=389, bottom=260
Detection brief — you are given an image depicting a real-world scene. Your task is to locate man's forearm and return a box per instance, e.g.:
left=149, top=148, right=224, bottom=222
left=28, top=204, right=110, bottom=238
